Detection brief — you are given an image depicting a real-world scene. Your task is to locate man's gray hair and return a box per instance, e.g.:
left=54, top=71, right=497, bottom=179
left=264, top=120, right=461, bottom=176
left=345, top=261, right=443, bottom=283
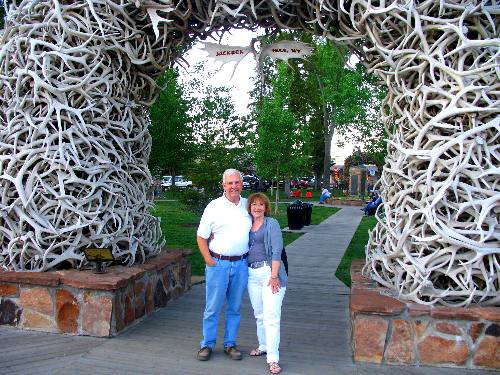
left=222, top=169, right=242, bottom=183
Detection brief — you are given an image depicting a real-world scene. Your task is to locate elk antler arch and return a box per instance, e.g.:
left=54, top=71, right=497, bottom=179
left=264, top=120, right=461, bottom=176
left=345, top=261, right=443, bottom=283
left=0, top=1, right=498, bottom=306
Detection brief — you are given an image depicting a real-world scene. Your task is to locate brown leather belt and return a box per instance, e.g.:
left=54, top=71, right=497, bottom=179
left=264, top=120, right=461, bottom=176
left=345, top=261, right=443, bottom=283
left=209, top=250, right=248, bottom=261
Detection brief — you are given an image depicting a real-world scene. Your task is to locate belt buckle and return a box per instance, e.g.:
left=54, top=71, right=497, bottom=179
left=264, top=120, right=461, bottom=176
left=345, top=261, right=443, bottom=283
left=250, top=261, right=266, bottom=269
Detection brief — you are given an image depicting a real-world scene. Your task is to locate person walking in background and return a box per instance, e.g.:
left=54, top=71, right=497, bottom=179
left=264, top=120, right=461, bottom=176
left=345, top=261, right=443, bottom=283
left=319, top=186, right=331, bottom=204
left=196, top=169, right=252, bottom=361
left=246, top=193, right=287, bottom=374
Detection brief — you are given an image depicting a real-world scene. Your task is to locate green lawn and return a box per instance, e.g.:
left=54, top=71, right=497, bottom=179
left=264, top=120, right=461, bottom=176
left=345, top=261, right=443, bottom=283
left=269, top=203, right=340, bottom=227
left=335, top=216, right=378, bottom=287
left=161, top=187, right=351, bottom=202
left=152, top=200, right=340, bottom=276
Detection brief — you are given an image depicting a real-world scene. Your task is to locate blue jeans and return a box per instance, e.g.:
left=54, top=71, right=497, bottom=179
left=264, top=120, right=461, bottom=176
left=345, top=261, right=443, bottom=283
left=365, top=197, right=382, bottom=215
left=201, top=258, right=248, bottom=349
left=319, top=193, right=330, bottom=203
left=364, top=202, right=375, bottom=215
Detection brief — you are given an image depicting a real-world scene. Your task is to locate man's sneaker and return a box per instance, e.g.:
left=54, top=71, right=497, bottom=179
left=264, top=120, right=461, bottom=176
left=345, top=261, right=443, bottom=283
left=224, top=346, right=242, bottom=360
left=197, top=347, right=212, bottom=361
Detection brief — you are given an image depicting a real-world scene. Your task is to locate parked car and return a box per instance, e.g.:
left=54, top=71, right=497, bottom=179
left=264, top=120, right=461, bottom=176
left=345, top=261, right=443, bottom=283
left=290, top=177, right=310, bottom=189
left=289, top=176, right=316, bottom=189
left=173, top=176, right=192, bottom=188
left=300, top=177, right=316, bottom=188
left=271, top=180, right=285, bottom=189
left=243, top=175, right=267, bottom=192
left=161, top=175, right=192, bottom=189
left=242, top=175, right=252, bottom=190
left=261, top=179, right=272, bottom=189
left=161, top=176, right=172, bottom=190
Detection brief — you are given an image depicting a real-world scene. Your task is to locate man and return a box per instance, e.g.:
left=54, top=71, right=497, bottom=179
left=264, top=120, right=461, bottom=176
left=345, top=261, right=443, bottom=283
left=196, top=169, right=252, bottom=361
left=319, top=186, right=331, bottom=204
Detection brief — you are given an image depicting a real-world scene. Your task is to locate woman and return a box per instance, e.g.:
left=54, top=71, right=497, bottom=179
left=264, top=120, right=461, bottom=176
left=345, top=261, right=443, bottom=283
left=246, top=193, right=287, bottom=374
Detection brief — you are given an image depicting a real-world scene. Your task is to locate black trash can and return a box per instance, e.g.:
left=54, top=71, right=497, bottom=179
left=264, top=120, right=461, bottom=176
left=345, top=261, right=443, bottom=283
left=287, top=200, right=304, bottom=230
left=302, top=202, right=313, bottom=226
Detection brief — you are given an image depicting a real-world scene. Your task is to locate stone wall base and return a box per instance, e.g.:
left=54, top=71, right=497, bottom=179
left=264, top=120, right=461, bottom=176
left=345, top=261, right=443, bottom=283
left=0, top=249, right=191, bottom=337
left=350, top=260, right=499, bottom=370
left=327, top=198, right=364, bottom=206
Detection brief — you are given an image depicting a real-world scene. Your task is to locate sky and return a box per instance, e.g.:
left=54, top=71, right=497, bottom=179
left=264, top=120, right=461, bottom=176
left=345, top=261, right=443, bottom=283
left=179, top=29, right=356, bottom=165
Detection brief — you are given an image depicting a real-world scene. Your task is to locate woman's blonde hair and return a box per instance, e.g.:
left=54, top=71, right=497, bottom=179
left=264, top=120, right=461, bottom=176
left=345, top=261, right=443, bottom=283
left=247, top=193, right=271, bottom=216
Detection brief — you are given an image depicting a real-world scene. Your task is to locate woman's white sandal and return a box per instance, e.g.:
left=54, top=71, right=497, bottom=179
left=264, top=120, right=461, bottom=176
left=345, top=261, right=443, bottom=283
left=268, top=362, right=282, bottom=374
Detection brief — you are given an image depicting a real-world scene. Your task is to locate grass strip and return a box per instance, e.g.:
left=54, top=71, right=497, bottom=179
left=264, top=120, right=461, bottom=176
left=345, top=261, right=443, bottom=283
left=335, top=216, right=378, bottom=287
left=162, top=188, right=348, bottom=202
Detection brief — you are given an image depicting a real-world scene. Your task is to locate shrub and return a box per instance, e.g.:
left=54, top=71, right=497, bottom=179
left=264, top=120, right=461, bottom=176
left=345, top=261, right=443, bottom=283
left=177, top=189, right=212, bottom=216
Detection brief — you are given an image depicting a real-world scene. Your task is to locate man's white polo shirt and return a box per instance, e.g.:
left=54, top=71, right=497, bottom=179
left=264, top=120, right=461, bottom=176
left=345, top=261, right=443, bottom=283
left=197, top=195, right=252, bottom=257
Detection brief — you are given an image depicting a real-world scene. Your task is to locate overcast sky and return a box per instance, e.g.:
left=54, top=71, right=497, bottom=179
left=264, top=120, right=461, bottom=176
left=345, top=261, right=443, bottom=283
left=179, top=29, right=355, bottom=164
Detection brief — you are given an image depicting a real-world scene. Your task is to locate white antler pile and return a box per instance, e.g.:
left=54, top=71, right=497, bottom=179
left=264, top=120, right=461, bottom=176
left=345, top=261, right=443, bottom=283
left=0, top=0, right=175, bottom=270
left=0, top=1, right=498, bottom=306
left=333, top=0, right=499, bottom=306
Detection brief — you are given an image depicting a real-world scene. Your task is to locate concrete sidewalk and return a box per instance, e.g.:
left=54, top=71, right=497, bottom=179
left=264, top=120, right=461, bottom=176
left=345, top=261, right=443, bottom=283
left=0, top=207, right=488, bottom=374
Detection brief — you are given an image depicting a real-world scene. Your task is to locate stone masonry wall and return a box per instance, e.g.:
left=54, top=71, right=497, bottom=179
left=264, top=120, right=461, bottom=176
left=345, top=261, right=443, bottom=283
left=350, top=260, right=499, bottom=370
left=327, top=198, right=364, bottom=207
left=0, top=250, right=191, bottom=337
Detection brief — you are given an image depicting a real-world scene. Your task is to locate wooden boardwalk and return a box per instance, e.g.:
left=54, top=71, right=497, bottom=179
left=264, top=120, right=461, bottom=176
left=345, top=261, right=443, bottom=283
left=0, top=207, right=491, bottom=375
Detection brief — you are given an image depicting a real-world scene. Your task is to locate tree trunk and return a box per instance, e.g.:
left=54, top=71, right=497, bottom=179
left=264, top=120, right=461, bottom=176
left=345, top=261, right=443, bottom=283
left=316, top=74, right=335, bottom=189
left=322, top=112, right=335, bottom=188
left=314, top=172, right=320, bottom=189
left=275, top=165, right=280, bottom=214
left=315, top=47, right=345, bottom=189
left=284, top=177, right=290, bottom=197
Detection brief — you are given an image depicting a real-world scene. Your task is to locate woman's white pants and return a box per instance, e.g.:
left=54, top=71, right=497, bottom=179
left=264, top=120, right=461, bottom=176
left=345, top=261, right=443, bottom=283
left=247, top=265, right=286, bottom=363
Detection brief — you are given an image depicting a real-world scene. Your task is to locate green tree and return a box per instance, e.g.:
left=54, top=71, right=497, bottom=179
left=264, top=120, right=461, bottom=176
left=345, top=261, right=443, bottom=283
left=253, top=32, right=386, bottom=190
left=286, top=33, right=325, bottom=189
left=148, top=68, right=194, bottom=184
left=254, top=62, right=310, bottom=211
left=306, top=40, right=386, bottom=187
left=184, top=65, right=252, bottom=196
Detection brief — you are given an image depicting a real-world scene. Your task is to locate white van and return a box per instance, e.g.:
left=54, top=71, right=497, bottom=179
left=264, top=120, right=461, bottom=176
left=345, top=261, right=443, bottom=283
left=161, top=175, right=192, bottom=189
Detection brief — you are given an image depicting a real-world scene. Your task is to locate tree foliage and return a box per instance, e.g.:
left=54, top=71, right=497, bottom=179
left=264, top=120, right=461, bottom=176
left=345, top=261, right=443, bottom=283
left=148, top=68, right=194, bottom=180
left=184, top=65, right=252, bottom=196
left=306, top=39, right=386, bottom=186
left=253, top=32, right=387, bottom=189
left=147, top=32, right=387, bottom=200
left=253, top=62, right=310, bottom=210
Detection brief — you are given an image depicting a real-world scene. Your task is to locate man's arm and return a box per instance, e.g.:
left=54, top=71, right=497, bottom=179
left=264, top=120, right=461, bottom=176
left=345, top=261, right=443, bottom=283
left=197, top=235, right=216, bottom=266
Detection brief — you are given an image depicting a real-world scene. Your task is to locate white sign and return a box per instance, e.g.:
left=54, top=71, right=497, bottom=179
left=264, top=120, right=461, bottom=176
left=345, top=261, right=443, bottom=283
left=259, top=40, right=313, bottom=65
left=199, top=39, right=313, bottom=78
left=200, top=42, right=253, bottom=63
left=199, top=42, right=254, bottom=78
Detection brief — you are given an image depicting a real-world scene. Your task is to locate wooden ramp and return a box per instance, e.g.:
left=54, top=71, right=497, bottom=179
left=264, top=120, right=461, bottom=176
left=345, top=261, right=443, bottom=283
left=0, top=207, right=489, bottom=374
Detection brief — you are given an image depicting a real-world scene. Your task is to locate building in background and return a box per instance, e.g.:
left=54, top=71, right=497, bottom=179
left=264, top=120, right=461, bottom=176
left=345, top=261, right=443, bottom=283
left=348, top=164, right=379, bottom=196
